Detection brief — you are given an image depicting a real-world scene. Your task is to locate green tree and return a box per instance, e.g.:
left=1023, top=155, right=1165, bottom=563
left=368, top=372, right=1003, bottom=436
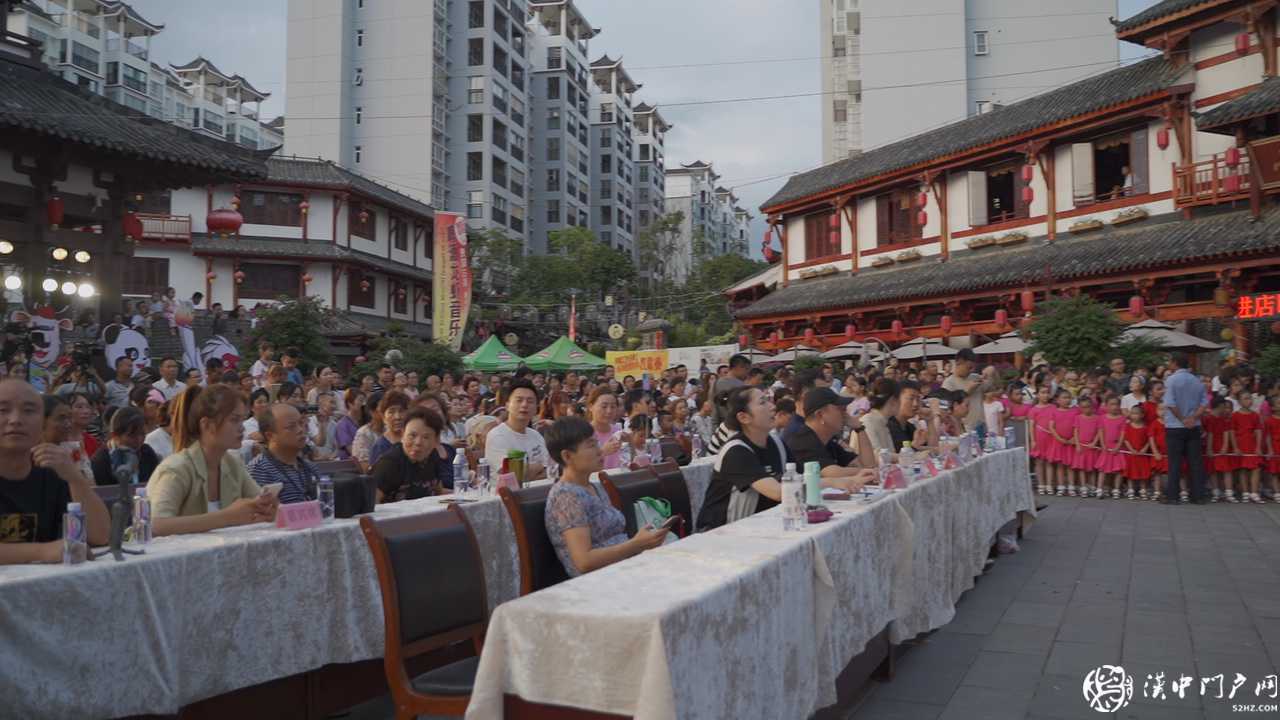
left=348, top=335, right=462, bottom=381
left=635, top=212, right=685, bottom=288
left=240, top=296, right=334, bottom=374
left=468, top=227, right=525, bottom=299
left=1258, top=344, right=1280, bottom=380
left=1025, top=295, right=1126, bottom=371
left=1111, top=336, right=1170, bottom=371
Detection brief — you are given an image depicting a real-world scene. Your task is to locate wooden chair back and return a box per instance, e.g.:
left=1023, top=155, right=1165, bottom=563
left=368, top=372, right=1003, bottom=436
left=599, top=467, right=665, bottom=537
left=498, top=484, right=570, bottom=596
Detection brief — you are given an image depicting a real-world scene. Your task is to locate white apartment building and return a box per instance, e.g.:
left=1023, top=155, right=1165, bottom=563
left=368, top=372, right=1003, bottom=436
left=820, top=0, right=1118, bottom=162
left=661, top=161, right=748, bottom=282
left=632, top=102, right=670, bottom=233
left=587, top=54, right=638, bottom=254
left=6, top=0, right=282, bottom=150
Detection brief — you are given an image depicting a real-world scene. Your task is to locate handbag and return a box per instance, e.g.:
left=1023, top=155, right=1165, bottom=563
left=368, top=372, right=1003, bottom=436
left=633, top=496, right=679, bottom=544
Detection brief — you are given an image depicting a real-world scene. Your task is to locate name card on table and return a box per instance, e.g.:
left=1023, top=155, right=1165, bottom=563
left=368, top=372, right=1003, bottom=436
left=276, top=500, right=323, bottom=530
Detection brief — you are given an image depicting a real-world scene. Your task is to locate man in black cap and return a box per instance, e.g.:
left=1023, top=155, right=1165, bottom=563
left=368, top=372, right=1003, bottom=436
left=785, top=387, right=877, bottom=488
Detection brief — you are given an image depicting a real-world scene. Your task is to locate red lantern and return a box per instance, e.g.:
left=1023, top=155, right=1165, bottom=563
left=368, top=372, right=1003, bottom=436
left=1156, top=127, right=1170, bottom=150
left=1236, top=32, right=1251, bottom=55
left=360, top=278, right=371, bottom=292
left=1020, top=165, right=1034, bottom=183
left=995, top=309, right=1009, bottom=327
left=1224, top=174, right=1242, bottom=193
left=1021, top=186, right=1034, bottom=204
left=844, top=323, right=856, bottom=340
left=940, top=315, right=953, bottom=336
left=828, top=213, right=839, bottom=231
left=47, top=196, right=64, bottom=229
left=1225, top=146, right=1241, bottom=167
left=234, top=270, right=245, bottom=284
left=1129, top=295, right=1144, bottom=317
left=206, top=207, right=244, bottom=238
left=804, top=327, right=817, bottom=345
left=891, top=319, right=904, bottom=337
left=654, top=330, right=666, bottom=350
left=917, top=192, right=928, bottom=208
left=359, top=209, right=370, bottom=223
left=299, top=200, right=310, bottom=214
left=206, top=271, right=217, bottom=281
left=917, top=210, right=927, bottom=226
left=302, top=273, right=313, bottom=284
left=122, top=211, right=143, bottom=240
left=739, top=334, right=749, bottom=349
left=1020, top=290, right=1035, bottom=314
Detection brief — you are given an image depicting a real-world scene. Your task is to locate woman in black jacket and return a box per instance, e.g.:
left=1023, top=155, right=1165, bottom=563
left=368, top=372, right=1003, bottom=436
left=90, top=407, right=159, bottom=486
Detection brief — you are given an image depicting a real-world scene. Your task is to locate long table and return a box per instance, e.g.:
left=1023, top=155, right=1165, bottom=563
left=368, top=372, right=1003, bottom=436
left=465, top=449, right=1034, bottom=720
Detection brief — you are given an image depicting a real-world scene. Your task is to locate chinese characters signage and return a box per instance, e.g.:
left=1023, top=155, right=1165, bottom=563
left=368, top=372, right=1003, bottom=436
left=433, top=213, right=472, bottom=351
left=1235, top=293, right=1280, bottom=320
left=605, top=350, right=668, bottom=376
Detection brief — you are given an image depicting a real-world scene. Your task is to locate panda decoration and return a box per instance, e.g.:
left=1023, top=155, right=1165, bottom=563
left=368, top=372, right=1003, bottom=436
left=200, top=335, right=241, bottom=372
left=101, top=324, right=151, bottom=375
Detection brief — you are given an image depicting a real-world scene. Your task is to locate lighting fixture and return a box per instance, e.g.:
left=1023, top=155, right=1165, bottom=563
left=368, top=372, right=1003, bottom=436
left=51, top=247, right=68, bottom=261
left=76, top=282, right=95, bottom=298
left=3, top=275, right=20, bottom=291
left=0, top=240, right=12, bottom=254
left=60, top=281, right=76, bottom=296
left=41, top=278, right=57, bottom=292
left=74, top=250, right=91, bottom=263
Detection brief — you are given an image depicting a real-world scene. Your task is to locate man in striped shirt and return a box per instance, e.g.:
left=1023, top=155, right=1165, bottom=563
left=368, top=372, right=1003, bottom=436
left=247, top=404, right=319, bottom=505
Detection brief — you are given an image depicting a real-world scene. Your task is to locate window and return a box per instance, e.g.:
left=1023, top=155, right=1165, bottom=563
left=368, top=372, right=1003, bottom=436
left=348, top=271, right=375, bottom=308
left=349, top=201, right=377, bottom=239
left=467, top=152, right=484, bottom=181
left=491, top=82, right=508, bottom=113
left=241, top=190, right=303, bottom=226
left=469, top=38, right=484, bottom=66
left=834, top=98, right=848, bottom=122
left=600, top=102, right=614, bottom=123
left=1072, top=127, right=1149, bottom=205
left=468, top=76, right=484, bottom=103
left=121, top=64, right=147, bottom=93
left=468, top=114, right=484, bottom=142
left=600, top=179, right=612, bottom=198
left=510, top=62, right=525, bottom=91
left=509, top=132, right=525, bottom=161
left=511, top=96, right=525, bottom=125
left=70, top=41, right=99, bottom=73
left=547, top=46, right=562, bottom=69
left=492, top=118, right=508, bottom=150
left=492, top=46, right=508, bottom=77
left=356, top=29, right=365, bottom=47
left=510, top=168, right=525, bottom=197
left=355, top=106, right=363, bottom=125
left=392, top=217, right=409, bottom=251
left=600, top=154, right=612, bottom=174
left=122, top=257, right=169, bottom=295
left=639, top=143, right=650, bottom=160
left=469, top=1, right=484, bottom=28
left=494, top=9, right=509, bottom=39
left=392, top=283, right=408, bottom=315
left=467, top=190, right=484, bottom=218
left=600, top=128, right=612, bottom=148
left=354, top=145, right=362, bottom=164
left=967, top=162, right=1029, bottom=226
left=546, top=76, right=560, bottom=100
left=240, top=263, right=301, bottom=300
left=639, top=210, right=650, bottom=227
left=973, top=31, right=989, bottom=55
left=600, top=206, right=612, bottom=226
left=510, top=204, right=525, bottom=232
left=547, top=137, right=560, bottom=160
left=354, top=67, right=364, bottom=86
left=875, top=189, right=922, bottom=246
left=639, top=166, right=649, bottom=182
left=546, top=168, right=560, bottom=190
left=547, top=199, right=561, bottom=223
left=547, top=108, right=561, bottom=129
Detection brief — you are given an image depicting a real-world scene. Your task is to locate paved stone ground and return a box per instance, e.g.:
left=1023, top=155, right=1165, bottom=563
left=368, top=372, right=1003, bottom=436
left=847, top=496, right=1280, bottom=720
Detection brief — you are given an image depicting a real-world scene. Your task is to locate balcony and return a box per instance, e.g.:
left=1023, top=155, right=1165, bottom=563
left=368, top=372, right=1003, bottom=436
left=137, top=213, right=192, bottom=242
left=1173, top=152, right=1252, bottom=208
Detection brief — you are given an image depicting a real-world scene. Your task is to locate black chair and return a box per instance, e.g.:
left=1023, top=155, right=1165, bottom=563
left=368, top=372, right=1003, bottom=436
left=314, top=458, right=360, bottom=476
left=498, top=484, right=569, bottom=596
left=600, top=467, right=668, bottom=537
left=650, top=460, right=693, bottom=538
left=659, top=438, right=689, bottom=466
left=334, top=474, right=377, bottom=518
left=359, top=505, right=488, bottom=719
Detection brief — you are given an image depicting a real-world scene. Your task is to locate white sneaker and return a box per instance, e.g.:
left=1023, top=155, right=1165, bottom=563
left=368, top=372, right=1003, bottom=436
left=1112, top=489, right=1123, bottom=499
left=1126, top=489, right=1136, bottom=500
left=1056, top=486, right=1066, bottom=496
left=1251, top=493, right=1264, bottom=504
left=1227, top=492, right=1239, bottom=503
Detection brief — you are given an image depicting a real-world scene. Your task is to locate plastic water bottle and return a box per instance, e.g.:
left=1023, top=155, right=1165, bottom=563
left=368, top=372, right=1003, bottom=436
left=317, top=476, right=335, bottom=519
left=452, top=452, right=471, bottom=498
left=691, top=432, right=704, bottom=460
left=62, top=502, right=86, bottom=565
left=804, top=460, right=823, bottom=507
left=475, top=458, right=492, bottom=495
left=1004, top=425, right=1016, bottom=450
left=647, top=438, right=663, bottom=465
left=619, top=436, right=634, bottom=467
left=899, top=441, right=915, bottom=474
left=781, top=463, right=806, bottom=531
left=131, top=487, right=152, bottom=547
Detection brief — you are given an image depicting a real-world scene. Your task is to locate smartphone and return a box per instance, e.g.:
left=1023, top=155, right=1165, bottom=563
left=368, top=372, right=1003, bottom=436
left=260, top=483, right=283, bottom=498
left=642, top=372, right=651, bottom=391
left=657, top=515, right=680, bottom=532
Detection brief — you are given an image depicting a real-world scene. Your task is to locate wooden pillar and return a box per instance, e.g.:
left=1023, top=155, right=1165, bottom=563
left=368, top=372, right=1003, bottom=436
left=1038, top=151, right=1056, bottom=241
left=936, top=176, right=949, bottom=259
left=778, top=218, right=789, bottom=287
left=843, top=202, right=858, bottom=274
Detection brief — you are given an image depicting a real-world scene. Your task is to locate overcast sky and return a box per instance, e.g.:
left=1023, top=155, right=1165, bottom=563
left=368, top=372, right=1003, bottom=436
left=128, top=0, right=1161, bottom=258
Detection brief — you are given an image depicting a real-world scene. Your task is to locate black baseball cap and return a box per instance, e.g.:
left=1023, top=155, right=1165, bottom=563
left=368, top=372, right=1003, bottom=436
left=803, top=387, right=852, bottom=417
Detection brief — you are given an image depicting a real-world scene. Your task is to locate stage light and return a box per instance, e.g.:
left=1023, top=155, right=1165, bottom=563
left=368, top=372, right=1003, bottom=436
left=3, top=275, right=20, bottom=290
left=61, top=281, right=76, bottom=295
left=74, top=250, right=91, bottom=263
left=51, top=247, right=68, bottom=261
left=0, top=241, right=13, bottom=254
left=41, top=278, right=57, bottom=292
left=76, top=282, right=95, bottom=298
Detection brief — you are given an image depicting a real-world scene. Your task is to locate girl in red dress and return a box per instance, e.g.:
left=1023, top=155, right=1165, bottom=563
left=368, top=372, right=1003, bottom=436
left=1265, top=397, right=1280, bottom=503
left=1232, top=392, right=1264, bottom=503
left=1122, top=405, right=1155, bottom=500
left=1048, top=389, right=1079, bottom=496
left=1073, top=392, right=1103, bottom=497
left=1203, top=397, right=1237, bottom=502
left=1149, top=416, right=1168, bottom=502
left=1028, top=385, right=1055, bottom=495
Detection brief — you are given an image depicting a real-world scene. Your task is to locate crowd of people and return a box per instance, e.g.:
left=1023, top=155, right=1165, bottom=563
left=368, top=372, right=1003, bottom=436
left=2, top=336, right=1277, bottom=575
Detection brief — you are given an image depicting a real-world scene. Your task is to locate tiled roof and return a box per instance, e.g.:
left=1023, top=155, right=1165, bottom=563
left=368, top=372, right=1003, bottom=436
left=1196, top=76, right=1280, bottom=131
left=591, top=55, right=617, bottom=68
left=1113, top=0, right=1217, bottom=32
left=99, top=1, right=164, bottom=31
left=265, top=157, right=435, bottom=219
left=230, top=74, right=269, bottom=99
left=171, top=56, right=228, bottom=78
left=323, top=311, right=432, bottom=339
left=736, top=207, right=1280, bottom=319
left=0, top=56, right=270, bottom=178
left=762, top=57, right=1187, bottom=210
left=192, top=236, right=434, bottom=284
left=634, top=102, right=653, bottom=113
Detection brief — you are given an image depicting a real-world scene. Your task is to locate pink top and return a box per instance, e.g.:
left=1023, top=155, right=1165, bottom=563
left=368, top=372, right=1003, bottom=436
left=1051, top=406, right=1079, bottom=443
left=595, top=428, right=622, bottom=470
left=1006, top=401, right=1032, bottom=418
left=1075, top=413, right=1102, bottom=447
left=1099, top=414, right=1127, bottom=451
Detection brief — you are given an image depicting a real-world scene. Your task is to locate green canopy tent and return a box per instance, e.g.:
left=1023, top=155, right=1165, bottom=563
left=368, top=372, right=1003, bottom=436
left=523, top=336, right=606, bottom=371
left=462, top=335, right=526, bottom=371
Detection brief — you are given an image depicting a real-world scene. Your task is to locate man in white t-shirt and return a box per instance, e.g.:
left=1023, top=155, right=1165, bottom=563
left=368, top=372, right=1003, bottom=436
left=249, top=341, right=274, bottom=385
left=154, top=357, right=185, bottom=402
left=484, top=379, right=549, bottom=481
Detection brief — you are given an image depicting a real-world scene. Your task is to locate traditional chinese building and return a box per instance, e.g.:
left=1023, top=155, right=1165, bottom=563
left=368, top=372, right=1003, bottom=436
left=733, top=0, right=1280, bottom=360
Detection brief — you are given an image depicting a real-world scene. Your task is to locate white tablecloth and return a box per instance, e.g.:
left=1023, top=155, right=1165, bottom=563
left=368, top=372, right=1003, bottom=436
left=466, top=449, right=1034, bottom=720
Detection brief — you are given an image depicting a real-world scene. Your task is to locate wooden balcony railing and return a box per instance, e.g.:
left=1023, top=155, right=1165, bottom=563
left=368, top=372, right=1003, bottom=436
left=137, top=213, right=192, bottom=242
left=1173, top=153, right=1252, bottom=208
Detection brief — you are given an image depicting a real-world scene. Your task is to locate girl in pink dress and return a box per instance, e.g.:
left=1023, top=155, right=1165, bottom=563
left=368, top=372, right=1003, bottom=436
left=1028, top=385, right=1055, bottom=495
left=1048, top=389, right=1079, bottom=496
left=1096, top=395, right=1128, bottom=498
left=1073, top=392, right=1103, bottom=497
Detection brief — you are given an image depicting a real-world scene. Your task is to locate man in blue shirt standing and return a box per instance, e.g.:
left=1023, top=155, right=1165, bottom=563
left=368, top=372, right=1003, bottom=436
left=1162, top=352, right=1208, bottom=504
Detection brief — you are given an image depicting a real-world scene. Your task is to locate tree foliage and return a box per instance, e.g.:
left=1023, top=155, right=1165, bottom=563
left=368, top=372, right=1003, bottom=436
left=1258, top=344, right=1280, bottom=380
left=240, top=296, right=334, bottom=374
left=347, top=335, right=462, bottom=381
left=1025, top=295, right=1126, bottom=371
left=1111, top=336, right=1170, bottom=372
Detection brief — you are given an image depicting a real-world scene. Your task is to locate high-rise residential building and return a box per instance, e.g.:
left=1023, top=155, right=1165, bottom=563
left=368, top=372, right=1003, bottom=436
left=587, top=55, right=637, bottom=255
left=527, top=0, right=597, bottom=254
left=662, top=161, right=745, bottom=282
left=6, top=0, right=282, bottom=149
left=632, top=102, right=670, bottom=234
left=820, top=0, right=1118, bottom=163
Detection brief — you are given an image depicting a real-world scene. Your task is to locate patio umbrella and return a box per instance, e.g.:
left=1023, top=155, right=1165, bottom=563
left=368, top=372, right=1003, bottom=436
left=765, top=344, right=823, bottom=364
left=737, top=347, right=777, bottom=364
left=890, top=337, right=959, bottom=361
left=972, top=331, right=1030, bottom=356
left=821, top=340, right=865, bottom=360
left=462, top=335, right=525, bottom=372
left=1118, top=319, right=1225, bottom=352
left=523, top=336, right=606, bottom=371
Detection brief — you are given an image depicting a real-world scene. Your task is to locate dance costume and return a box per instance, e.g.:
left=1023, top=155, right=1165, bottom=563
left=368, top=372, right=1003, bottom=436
left=1073, top=413, right=1102, bottom=471
left=1096, top=414, right=1127, bottom=474
left=1123, top=423, right=1152, bottom=480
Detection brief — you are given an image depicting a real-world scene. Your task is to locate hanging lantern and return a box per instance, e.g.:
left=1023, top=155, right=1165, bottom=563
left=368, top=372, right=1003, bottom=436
left=1221, top=328, right=1235, bottom=342
left=804, top=327, right=817, bottom=345
left=1020, top=165, right=1034, bottom=183
left=360, top=278, right=371, bottom=292
left=1020, top=289, right=1035, bottom=314
left=299, top=200, right=310, bottom=215
left=122, top=211, right=144, bottom=240
left=359, top=209, right=370, bottom=223
left=206, top=271, right=217, bottom=281
left=828, top=213, right=839, bottom=231
left=917, top=210, right=928, bottom=226
left=1214, top=286, right=1230, bottom=306
left=134, top=193, right=144, bottom=202
left=302, top=273, right=313, bottom=284
left=206, top=207, right=244, bottom=238
left=1271, top=321, right=1280, bottom=335
left=234, top=270, right=245, bottom=284
left=917, top=191, right=928, bottom=208
left=940, top=314, right=953, bottom=335
left=1236, top=32, right=1251, bottom=55
left=995, top=308, right=1009, bottom=327
left=1225, top=146, right=1241, bottom=167
left=1224, top=174, right=1242, bottom=193
left=47, top=196, right=64, bottom=229
left=891, top=319, right=904, bottom=337
left=1156, top=127, right=1170, bottom=150
left=1129, top=295, right=1145, bottom=317
left=844, top=322, right=856, bottom=340
left=1021, top=186, right=1034, bottom=204
left=739, top=334, right=749, bottom=349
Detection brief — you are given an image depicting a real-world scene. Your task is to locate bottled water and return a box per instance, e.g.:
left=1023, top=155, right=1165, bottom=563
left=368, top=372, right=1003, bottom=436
left=1004, top=425, right=1016, bottom=450
left=781, top=463, right=807, bottom=531
left=131, top=487, right=152, bottom=547
left=62, top=502, right=86, bottom=565
left=317, top=476, right=335, bottom=520
left=475, top=458, right=492, bottom=496
left=452, top=452, right=472, bottom=497
left=647, top=438, right=663, bottom=465
left=691, top=432, right=704, bottom=460
left=619, top=436, right=634, bottom=467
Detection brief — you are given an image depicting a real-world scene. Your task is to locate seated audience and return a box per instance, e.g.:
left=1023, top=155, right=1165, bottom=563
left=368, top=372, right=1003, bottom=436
left=248, top=403, right=320, bottom=505
left=368, top=390, right=411, bottom=467
left=785, top=388, right=878, bottom=489
left=145, top=401, right=174, bottom=461
left=374, top=407, right=447, bottom=502
left=91, top=407, right=160, bottom=486
left=483, top=379, right=549, bottom=480
left=309, top=392, right=339, bottom=461
left=543, top=416, right=668, bottom=577
left=697, top=386, right=787, bottom=531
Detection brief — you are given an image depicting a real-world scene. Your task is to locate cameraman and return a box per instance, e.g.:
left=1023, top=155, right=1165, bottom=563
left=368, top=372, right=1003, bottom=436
left=53, top=364, right=104, bottom=403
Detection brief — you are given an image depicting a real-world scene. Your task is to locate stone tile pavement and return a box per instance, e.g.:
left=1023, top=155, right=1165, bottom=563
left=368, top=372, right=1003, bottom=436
left=847, top=496, right=1280, bottom=720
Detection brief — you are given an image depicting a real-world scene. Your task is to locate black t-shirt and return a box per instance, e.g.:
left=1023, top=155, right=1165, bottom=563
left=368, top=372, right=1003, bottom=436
left=698, top=432, right=785, bottom=531
left=0, top=467, right=72, bottom=543
left=373, top=444, right=443, bottom=502
left=90, top=445, right=159, bottom=487
left=786, top=424, right=857, bottom=470
left=887, top=417, right=915, bottom=453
